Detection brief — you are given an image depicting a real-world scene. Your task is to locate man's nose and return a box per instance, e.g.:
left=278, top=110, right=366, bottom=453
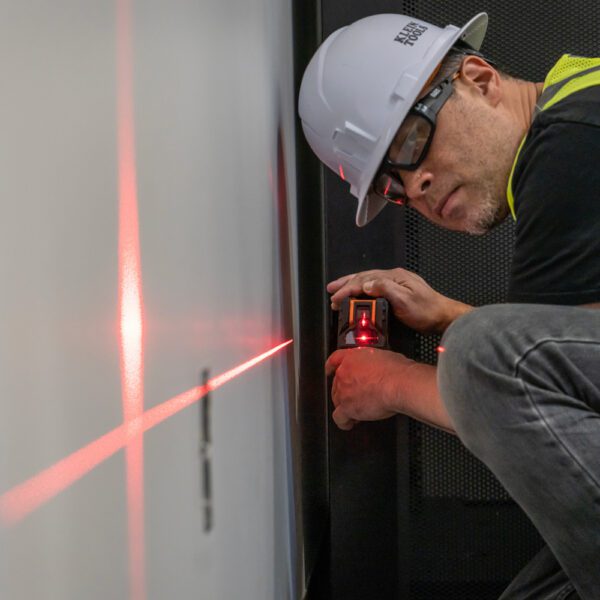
left=401, top=168, right=433, bottom=203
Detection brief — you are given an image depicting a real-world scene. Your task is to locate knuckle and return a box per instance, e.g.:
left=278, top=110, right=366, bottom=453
left=356, top=269, right=376, bottom=280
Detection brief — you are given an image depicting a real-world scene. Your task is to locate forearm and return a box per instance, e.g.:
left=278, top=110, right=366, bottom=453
left=387, top=361, right=455, bottom=434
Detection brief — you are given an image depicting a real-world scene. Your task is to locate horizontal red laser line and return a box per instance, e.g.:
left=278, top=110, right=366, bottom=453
left=0, top=339, right=293, bottom=526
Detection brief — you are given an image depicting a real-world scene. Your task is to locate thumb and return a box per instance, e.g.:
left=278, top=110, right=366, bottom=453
left=332, top=406, right=357, bottom=431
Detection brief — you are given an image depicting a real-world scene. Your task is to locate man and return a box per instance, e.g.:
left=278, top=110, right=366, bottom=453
left=299, top=12, right=600, bottom=600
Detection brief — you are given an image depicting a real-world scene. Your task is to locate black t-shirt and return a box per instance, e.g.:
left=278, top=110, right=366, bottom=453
left=507, top=85, right=600, bottom=305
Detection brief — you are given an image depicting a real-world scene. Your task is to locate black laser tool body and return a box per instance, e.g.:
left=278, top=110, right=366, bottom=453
left=337, top=297, right=390, bottom=349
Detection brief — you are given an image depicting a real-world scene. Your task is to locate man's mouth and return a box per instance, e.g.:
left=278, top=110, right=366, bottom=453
left=434, top=187, right=459, bottom=218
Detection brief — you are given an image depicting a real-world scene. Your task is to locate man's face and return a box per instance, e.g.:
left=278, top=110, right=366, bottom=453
left=394, top=74, right=515, bottom=235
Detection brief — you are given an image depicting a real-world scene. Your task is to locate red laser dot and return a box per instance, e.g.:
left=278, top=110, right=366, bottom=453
left=437, top=346, right=445, bottom=353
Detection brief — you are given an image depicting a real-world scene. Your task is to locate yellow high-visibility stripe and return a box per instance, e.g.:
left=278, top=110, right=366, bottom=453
left=506, top=135, right=527, bottom=221
left=543, top=69, right=600, bottom=110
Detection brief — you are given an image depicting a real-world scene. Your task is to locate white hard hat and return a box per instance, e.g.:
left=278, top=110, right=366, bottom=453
left=298, top=12, right=488, bottom=226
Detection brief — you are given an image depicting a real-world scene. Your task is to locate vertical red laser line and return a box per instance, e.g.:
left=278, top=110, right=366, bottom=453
left=116, top=1, right=145, bottom=599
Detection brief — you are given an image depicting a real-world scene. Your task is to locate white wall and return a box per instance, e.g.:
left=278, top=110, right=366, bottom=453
left=0, top=0, right=299, bottom=598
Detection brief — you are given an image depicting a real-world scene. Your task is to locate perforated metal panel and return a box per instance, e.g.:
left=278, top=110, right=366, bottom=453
left=406, top=214, right=514, bottom=502
left=404, top=0, right=600, bottom=82
left=316, top=1, right=600, bottom=598
left=401, top=2, right=600, bottom=597
left=406, top=214, right=542, bottom=599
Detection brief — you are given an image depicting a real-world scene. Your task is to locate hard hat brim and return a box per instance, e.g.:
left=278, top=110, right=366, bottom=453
left=355, top=12, right=488, bottom=227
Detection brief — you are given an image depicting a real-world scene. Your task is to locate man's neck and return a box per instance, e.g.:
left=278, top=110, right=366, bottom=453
left=503, top=79, right=544, bottom=134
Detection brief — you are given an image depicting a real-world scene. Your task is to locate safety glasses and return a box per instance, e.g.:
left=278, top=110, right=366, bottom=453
left=371, top=70, right=461, bottom=205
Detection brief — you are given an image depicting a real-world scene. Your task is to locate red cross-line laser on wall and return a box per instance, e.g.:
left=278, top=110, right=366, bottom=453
left=0, top=339, right=292, bottom=529
left=0, top=4, right=295, bottom=600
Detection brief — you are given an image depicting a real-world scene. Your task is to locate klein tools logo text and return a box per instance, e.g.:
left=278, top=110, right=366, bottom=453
left=394, top=22, right=428, bottom=46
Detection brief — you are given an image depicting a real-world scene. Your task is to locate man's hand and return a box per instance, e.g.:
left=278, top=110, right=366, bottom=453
left=325, top=347, right=413, bottom=430
left=327, top=268, right=472, bottom=334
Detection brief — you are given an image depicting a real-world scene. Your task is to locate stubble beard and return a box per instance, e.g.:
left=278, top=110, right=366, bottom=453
left=462, top=185, right=505, bottom=235
left=462, top=135, right=514, bottom=236
left=452, top=98, right=514, bottom=236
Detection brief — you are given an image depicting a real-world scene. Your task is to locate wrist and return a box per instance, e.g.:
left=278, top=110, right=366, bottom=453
left=385, top=361, right=454, bottom=433
left=436, top=299, right=473, bottom=333
left=382, top=353, right=416, bottom=414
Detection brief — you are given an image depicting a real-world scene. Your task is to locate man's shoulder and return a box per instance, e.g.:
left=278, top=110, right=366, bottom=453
left=514, top=88, right=600, bottom=196
left=534, top=84, right=600, bottom=129
left=514, top=117, right=600, bottom=213
left=507, top=73, right=600, bottom=305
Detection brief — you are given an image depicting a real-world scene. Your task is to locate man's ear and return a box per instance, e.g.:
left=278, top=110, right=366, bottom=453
left=458, top=55, right=502, bottom=106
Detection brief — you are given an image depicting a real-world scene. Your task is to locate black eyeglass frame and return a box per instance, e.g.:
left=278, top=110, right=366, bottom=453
left=372, top=69, right=460, bottom=206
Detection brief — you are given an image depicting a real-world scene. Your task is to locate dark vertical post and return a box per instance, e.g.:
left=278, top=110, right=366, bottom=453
left=293, top=0, right=331, bottom=594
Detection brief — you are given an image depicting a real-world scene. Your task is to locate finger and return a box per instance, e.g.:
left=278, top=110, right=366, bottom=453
left=325, top=350, right=346, bottom=377
left=332, top=406, right=357, bottom=431
left=330, top=276, right=377, bottom=307
left=326, top=273, right=355, bottom=294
